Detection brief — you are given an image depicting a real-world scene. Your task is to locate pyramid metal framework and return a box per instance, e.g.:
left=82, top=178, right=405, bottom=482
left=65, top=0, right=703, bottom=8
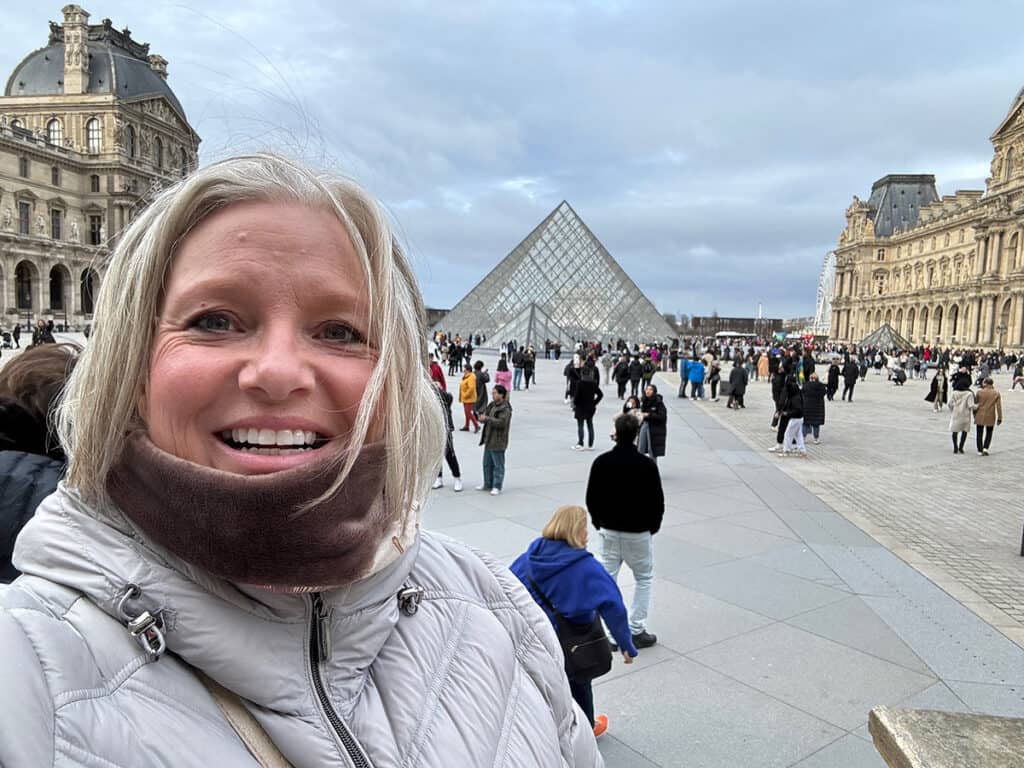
left=433, top=201, right=676, bottom=347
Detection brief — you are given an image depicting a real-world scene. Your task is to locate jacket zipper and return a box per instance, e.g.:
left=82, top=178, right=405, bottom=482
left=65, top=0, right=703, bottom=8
left=309, top=592, right=372, bottom=768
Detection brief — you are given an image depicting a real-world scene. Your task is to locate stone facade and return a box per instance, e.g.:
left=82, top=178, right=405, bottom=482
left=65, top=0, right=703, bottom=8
left=831, top=87, right=1024, bottom=350
left=0, top=5, right=199, bottom=329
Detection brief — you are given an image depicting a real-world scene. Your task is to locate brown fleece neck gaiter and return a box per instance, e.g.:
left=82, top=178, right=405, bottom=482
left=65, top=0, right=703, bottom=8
left=106, top=432, right=390, bottom=590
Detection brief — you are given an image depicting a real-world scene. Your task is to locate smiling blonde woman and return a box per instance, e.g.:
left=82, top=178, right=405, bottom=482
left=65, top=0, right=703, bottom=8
left=0, top=154, right=601, bottom=767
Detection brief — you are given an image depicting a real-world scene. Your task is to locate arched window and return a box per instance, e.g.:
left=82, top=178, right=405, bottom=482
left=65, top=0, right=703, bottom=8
left=86, top=118, right=102, bottom=153
left=81, top=269, right=99, bottom=314
left=46, top=118, right=63, bottom=145
left=16, top=261, right=35, bottom=310
left=1006, top=147, right=1015, bottom=182
left=126, top=125, right=136, bottom=158
left=180, top=149, right=188, bottom=178
left=155, top=137, right=163, bottom=170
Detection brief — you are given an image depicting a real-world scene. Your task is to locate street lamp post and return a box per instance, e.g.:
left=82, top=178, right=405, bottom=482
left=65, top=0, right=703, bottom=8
left=996, top=324, right=1007, bottom=350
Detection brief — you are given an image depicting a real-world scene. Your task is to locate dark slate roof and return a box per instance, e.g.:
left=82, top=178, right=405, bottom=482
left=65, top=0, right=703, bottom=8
left=866, top=174, right=938, bottom=237
left=5, top=43, right=186, bottom=120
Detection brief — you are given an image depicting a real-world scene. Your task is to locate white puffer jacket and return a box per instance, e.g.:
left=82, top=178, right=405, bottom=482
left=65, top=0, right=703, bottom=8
left=0, top=485, right=601, bottom=767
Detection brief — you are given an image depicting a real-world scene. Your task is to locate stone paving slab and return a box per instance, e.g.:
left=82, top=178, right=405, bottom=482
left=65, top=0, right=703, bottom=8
left=595, top=657, right=845, bottom=768
left=661, top=366, right=1024, bottom=634
left=419, top=359, right=1024, bottom=767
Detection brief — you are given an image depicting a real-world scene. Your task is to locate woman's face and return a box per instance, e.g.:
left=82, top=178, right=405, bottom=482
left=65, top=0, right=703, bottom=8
left=142, top=201, right=376, bottom=474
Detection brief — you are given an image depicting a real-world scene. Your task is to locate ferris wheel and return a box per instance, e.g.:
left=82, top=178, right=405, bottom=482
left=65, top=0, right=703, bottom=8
left=812, top=251, right=835, bottom=335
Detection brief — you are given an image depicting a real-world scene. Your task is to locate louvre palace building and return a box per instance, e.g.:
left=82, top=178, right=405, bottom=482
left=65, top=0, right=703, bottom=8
left=830, top=86, right=1024, bottom=350
left=0, top=5, right=199, bottom=329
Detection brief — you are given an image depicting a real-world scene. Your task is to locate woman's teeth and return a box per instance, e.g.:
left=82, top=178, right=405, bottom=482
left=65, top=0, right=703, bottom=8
left=220, top=428, right=321, bottom=453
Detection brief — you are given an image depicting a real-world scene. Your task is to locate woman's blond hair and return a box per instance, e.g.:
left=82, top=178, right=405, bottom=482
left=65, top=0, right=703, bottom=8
left=541, top=505, right=588, bottom=549
left=57, top=153, right=445, bottom=533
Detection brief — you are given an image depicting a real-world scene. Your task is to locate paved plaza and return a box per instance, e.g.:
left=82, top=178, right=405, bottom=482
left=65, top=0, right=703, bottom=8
left=423, top=357, right=1024, bottom=768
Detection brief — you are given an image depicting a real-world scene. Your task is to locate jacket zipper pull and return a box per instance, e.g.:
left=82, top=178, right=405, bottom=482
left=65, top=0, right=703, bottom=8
left=312, top=593, right=333, bottom=663
left=397, top=585, right=424, bottom=616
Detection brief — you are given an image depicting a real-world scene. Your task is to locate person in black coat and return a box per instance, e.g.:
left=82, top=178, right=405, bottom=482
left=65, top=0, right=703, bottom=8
left=826, top=362, right=840, bottom=401
left=0, top=343, right=80, bottom=583
left=572, top=376, right=604, bottom=450
left=801, top=373, right=827, bottom=444
left=627, top=357, right=643, bottom=398
left=586, top=412, right=664, bottom=649
left=431, top=384, right=463, bottom=492
left=841, top=359, right=859, bottom=402
left=638, top=384, right=667, bottom=463
left=727, top=360, right=748, bottom=409
left=924, top=369, right=949, bottom=412
left=612, top=355, right=630, bottom=400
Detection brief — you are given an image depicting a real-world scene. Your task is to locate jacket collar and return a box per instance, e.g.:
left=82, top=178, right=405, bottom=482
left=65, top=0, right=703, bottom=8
left=14, top=484, right=419, bottom=714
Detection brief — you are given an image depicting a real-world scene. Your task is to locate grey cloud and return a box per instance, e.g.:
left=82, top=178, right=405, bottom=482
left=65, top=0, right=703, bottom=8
left=5, top=1, right=1023, bottom=320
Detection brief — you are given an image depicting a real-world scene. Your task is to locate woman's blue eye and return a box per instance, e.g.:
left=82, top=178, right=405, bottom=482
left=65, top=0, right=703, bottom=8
left=322, top=324, right=362, bottom=343
left=194, top=313, right=232, bottom=332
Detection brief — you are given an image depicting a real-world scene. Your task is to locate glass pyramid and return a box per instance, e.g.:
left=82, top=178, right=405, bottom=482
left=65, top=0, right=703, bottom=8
left=859, top=323, right=913, bottom=351
left=433, top=201, right=676, bottom=346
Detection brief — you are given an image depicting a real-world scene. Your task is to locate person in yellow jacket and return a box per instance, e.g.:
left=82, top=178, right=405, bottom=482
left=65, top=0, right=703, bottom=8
left=459, top=366, right=480, bottom=432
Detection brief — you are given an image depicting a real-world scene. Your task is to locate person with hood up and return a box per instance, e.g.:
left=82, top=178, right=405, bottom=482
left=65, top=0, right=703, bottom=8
left=948, top=368, right=975, bottom=454
left=510, top=505, right=637, bottom=738
left=925, top=367, right=950, bottom=412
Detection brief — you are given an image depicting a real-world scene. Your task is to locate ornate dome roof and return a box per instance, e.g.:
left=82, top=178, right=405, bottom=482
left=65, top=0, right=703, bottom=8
left=4, top=20, right=186, bottom=120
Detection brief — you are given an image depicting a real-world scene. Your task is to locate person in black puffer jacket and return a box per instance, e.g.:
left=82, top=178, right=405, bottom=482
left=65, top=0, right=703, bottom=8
left=801, top=373, right=827, bottom=444
left=0, top=343, right=80, bottom=583
left=776, top=375, right=806, bottom=457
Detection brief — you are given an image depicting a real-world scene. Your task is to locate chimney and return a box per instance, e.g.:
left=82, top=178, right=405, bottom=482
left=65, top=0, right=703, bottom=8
left=148, top=54, right=168, bottom=80
left=62, top=5, right=90, bottom=95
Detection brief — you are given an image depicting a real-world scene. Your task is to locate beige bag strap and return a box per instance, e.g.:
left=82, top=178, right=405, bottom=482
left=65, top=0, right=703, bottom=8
left=196, top=671, right=294, bottom=768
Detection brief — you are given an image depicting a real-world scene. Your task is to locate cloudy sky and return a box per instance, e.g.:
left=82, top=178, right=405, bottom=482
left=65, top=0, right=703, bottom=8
left=5, top=2, right=1024, bottom=319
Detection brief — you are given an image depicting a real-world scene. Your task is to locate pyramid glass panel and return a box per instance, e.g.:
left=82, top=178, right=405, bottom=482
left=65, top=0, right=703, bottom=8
left=434, top=202, right=676, bottom=345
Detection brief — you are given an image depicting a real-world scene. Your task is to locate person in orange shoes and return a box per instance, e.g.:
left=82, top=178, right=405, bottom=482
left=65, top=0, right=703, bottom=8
left=511, top=505, right=637, bottom=737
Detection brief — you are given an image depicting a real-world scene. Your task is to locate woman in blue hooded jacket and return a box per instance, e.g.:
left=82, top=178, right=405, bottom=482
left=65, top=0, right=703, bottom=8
left=511, top=505, right=637, bottom=738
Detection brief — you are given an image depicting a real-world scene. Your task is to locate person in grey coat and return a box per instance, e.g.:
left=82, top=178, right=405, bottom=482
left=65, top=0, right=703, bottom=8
left=0, top=156, right=601, bottom=768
